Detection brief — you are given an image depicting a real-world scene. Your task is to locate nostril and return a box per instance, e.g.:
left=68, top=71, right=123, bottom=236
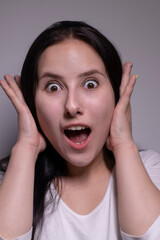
left=65, top=108, right=82, bottom=118
left=65, top=111, right=74, bottom=118
left=65, top=95, right=82, bottom=117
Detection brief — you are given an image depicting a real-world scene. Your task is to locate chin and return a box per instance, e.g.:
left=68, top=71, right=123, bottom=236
left=62, top=151, right=101, bottom=169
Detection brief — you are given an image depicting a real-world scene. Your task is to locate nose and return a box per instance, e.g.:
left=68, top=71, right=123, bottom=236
left=64, top=91, right=83, bottom=118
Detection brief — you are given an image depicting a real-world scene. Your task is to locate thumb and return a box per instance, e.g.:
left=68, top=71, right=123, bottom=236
left=106, top=136, right=112, bottom=151
left=39, top=134, right=47, bottom=153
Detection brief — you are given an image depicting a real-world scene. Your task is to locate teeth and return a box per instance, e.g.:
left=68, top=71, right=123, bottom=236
left=76, top=142, right=84, bottom=145
left=67, top=126, right=86, bottom=131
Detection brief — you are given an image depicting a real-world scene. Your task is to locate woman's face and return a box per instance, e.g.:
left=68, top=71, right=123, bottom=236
left=35, top=39, right=115, bottom=168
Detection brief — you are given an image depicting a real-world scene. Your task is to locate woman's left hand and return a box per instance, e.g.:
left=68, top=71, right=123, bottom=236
left=106, top=62, right=137, bottom=153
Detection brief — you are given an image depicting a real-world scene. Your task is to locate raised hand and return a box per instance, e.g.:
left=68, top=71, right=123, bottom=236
left=106, top=62, right=137, bottom=152
left=0, top=74, right=46, bottom=158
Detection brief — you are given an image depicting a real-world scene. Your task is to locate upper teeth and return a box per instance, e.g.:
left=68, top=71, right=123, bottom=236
left=67, top=126, right=86, bottom=131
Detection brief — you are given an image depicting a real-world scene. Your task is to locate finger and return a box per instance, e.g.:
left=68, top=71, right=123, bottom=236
left=127, top=103, right=132, bottom=131
left=14, top=75, right=21, bottom=87
left=0, top=78, right=26, bottom=114
left=4, top=74, right=24, bottom=100
left=106, top=137, right=113, bottom=151
left=120, top=62, right=133, bottom=96
left=119, top=74, right=137, bottom=110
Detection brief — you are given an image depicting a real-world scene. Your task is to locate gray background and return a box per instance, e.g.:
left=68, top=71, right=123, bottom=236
left=0, top=0, right=160, bottom=159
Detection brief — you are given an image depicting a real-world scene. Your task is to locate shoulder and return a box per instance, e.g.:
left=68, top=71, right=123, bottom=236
left=139, top=149, right=160, bottom=189
left=139, top=149, right=160, bottom=168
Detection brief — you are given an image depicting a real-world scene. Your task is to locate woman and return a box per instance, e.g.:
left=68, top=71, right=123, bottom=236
left=0, top=21, right=160, bottom=240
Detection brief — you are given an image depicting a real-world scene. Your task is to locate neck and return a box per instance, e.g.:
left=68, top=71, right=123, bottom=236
left=65, top=148, right=111, bottom=184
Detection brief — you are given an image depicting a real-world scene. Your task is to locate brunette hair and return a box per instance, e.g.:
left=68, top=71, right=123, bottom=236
left=1, top=21, right=122, bottom=239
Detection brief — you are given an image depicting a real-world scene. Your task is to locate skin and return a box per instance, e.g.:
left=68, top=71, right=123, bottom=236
left=35, top=39, right=115, bottom=170
left=0, top=38, right=160, bottom=239
left=35, top=39, right=115, bottom=214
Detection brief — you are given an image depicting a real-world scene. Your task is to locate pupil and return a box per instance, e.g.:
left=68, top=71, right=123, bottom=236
left=51, top=85, right=57, bottom=91
left=88, top=83, right=94, bottom=88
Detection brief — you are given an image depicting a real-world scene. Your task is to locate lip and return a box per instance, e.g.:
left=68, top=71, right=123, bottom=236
left=62, top=123, right=91, bottom=150
left=63, top=123, right=91, bottom=130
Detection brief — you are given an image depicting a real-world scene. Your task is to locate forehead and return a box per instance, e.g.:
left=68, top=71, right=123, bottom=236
left=37, top=39, right=107, bottom=77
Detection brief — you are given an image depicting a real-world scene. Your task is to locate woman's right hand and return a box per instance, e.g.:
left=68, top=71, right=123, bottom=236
left=0, top=75, right=46, bottom=238
left=0, top=74, right=46, bottom=158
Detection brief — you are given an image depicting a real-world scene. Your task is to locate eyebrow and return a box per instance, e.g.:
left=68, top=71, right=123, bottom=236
left=78, top=69, right=105, bottom=78
left=39, top=72, right=64, bottom=81
left=39, top=69, right=105, bottom=81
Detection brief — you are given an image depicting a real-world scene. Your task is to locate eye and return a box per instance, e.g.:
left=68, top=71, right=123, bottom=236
left=46, top=82, right=61, bottom=92
left=84, top=79, right=98, bottom=89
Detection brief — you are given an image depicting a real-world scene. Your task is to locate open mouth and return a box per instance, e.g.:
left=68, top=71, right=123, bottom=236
left=64, top=126, right=91, bottom=145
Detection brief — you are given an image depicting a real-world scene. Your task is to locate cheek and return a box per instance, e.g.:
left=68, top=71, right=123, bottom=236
left=101, top=96, right=115, bottom=122
left=35, top=96, right=60, bottom=136
left=90, top=90, right=115, bottom=141
left=90, top=90, right=115, bottom=124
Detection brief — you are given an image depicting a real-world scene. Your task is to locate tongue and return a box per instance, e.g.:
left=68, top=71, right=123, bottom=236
left=68, top=131, right=88, bottom=144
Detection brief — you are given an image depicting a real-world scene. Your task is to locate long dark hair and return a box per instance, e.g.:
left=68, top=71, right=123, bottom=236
left=1, top=21, right=122, bottom=239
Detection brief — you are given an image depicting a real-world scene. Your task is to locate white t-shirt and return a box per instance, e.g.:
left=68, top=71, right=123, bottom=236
left=1, top=150, right=160, bottom=240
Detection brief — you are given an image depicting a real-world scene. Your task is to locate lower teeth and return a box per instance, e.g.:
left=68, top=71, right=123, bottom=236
left=76, top=142, right=84, bottom=145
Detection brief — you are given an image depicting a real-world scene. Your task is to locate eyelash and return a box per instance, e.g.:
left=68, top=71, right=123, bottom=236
left=84, top=79, right=98, bottom=89
left=45, top=78, right=98, bottom=92
left=45, top=82, right=62, bottom=92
